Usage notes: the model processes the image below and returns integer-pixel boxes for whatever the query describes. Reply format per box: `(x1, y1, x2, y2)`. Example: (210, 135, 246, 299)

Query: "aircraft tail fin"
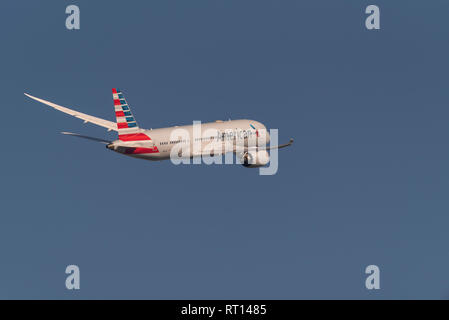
(112, 88, 140, 134)
(112, 88, 153, 142)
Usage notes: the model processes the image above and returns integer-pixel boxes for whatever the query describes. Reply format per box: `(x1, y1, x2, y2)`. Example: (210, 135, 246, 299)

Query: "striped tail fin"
(112, 88, 152, 142)
(112, 88, 140, 133)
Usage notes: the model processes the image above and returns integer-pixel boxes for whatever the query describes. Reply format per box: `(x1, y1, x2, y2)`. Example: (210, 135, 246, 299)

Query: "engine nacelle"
(240, 150, 270, 168)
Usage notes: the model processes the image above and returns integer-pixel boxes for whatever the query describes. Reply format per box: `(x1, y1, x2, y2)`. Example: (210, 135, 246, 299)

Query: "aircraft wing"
(190, 139, 294, 157)
(234, 139, 294, 153)
(24, 93, 117, 132)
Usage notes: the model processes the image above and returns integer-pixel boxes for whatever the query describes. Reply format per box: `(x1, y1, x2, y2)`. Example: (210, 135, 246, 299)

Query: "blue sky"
(0, 0, 448, 299)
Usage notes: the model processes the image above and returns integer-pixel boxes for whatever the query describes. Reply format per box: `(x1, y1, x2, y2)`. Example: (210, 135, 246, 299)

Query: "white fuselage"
(109, 119, 269, 161)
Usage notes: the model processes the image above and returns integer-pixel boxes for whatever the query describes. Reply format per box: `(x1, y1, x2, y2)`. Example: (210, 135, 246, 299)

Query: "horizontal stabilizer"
(61, 131, 111, 144)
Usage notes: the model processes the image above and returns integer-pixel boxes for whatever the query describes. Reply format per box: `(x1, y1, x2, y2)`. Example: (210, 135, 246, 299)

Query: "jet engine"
(240, 150, 270, 168)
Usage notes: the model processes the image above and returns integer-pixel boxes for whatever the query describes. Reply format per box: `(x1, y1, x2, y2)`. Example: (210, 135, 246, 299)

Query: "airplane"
(24, 89, 293, 167)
